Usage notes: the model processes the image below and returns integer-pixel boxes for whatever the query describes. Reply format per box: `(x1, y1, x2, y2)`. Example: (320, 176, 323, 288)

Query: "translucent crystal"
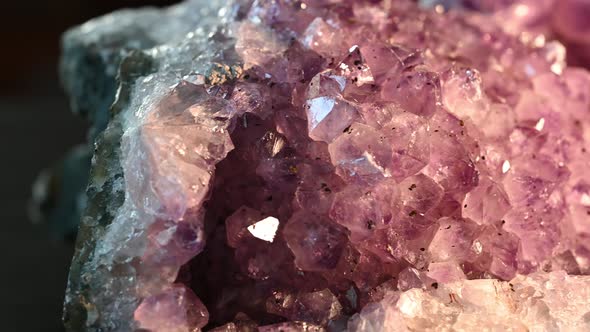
(60, 0, 590, 330)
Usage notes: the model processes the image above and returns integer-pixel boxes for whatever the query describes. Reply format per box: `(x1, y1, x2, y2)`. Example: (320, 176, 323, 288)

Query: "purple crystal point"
(134, 284, 209, 332)
(284, 211, 349, 271)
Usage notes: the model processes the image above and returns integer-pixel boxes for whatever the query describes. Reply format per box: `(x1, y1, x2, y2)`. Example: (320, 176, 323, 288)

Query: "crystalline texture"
(284, 211, 349, 271)
(350, 271, 590, 331)
(134, 285, 209, 332)
(60, 0, 590, 331)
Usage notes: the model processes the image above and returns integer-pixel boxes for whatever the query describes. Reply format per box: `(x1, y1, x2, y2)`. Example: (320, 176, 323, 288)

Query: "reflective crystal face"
(62, 0, 590, 331)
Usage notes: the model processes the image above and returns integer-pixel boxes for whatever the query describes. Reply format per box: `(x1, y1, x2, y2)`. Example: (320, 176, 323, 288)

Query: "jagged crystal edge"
(63, 1, 240, 330)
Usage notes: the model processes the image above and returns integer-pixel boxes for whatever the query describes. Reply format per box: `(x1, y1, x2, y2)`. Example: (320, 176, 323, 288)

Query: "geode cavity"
(62, 1, 590, 331)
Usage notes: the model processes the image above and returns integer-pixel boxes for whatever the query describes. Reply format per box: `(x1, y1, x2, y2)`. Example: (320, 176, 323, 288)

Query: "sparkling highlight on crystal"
(247, 216, 279, 243)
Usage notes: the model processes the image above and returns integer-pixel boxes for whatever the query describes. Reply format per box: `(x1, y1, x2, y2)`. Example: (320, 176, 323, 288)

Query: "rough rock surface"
(61, 0, 590, 331)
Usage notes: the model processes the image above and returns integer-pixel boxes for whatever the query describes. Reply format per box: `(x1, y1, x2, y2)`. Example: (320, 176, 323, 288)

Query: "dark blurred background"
(0, 1, 177, 331)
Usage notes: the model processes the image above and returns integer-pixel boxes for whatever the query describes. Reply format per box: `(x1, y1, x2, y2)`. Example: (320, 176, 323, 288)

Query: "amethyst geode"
(62, 0, 590, 331)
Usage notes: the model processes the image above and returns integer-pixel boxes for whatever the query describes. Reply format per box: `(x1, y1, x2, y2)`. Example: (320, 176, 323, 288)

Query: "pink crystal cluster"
(71, 0, 590, 331)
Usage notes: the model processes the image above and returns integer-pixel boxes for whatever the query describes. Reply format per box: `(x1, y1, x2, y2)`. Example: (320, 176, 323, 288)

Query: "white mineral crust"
(349, 271, 590, 331)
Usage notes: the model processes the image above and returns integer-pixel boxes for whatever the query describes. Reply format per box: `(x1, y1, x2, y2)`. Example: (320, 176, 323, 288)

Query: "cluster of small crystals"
(65, 0, 590, 331)
(350, 270, 590, 331)
(421, 0, 590, 66)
